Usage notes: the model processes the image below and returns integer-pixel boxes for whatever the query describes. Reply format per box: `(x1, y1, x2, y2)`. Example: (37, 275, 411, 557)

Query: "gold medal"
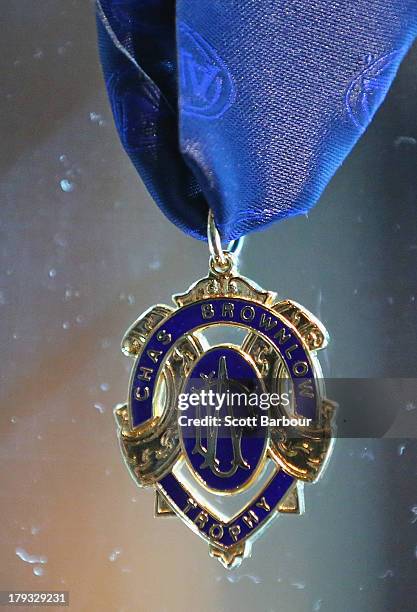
(115, 212, 336, 568)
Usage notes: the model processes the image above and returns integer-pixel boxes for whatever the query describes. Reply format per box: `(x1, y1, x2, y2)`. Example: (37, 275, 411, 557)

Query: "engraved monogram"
(191, 355, 252, 478)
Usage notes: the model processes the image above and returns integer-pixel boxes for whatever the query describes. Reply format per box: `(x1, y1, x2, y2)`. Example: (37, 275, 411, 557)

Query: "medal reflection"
(115, 212, 336, 568)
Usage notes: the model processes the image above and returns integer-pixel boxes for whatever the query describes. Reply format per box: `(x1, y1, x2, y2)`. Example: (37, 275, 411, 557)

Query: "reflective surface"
(1, 2, 417, 610)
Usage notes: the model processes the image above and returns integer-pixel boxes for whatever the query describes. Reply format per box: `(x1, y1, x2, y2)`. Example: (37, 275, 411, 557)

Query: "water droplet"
(226, 574, 261, 584)
(379, 569, 394, 579)
(60, 179, 74, 193)
(94, 403, 105, 414)
(405, 402, 416, 412)
(246, 575, 261, 584)
(398, 444, 406, 456)
(62, 321, 70, 330)
(31, 526, 40, 535)
(410, 505, 417, 524)
(360, 447, 375, 461)
(312, 600, 323, 612)
(100, 383, 110, 392)
(33, 566, 44, 576)
(149, 260, 161, 271)
(291, 582, 306, 590)
(89, 112, 105, 126)
(33, 49, 44, 60)
(48, 268, 57, 278)
(75, 314, 84, 324)
(10, 416, 17, 424)
(59, 154, 68, 164)
(57, 41, 72, 56)
(394, 136, 417, 147)
(127, 294, 136, 305)
(53, 233, 68, 248)
(15, 548, 47, 564)
(109, 548, 122, 562)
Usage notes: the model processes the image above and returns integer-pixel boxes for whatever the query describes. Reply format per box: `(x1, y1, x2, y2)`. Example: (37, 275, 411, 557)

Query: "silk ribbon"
(97, 1, 417, 241)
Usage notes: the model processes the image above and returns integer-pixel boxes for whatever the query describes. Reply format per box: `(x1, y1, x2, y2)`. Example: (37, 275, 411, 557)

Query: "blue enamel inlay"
(160, 469, 294, 548)
(180, 346, 267, 491)
(130, 297, 318, 428)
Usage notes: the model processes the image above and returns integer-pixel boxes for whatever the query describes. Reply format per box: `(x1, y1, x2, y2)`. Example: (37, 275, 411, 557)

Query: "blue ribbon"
(97, 1, 417, 242)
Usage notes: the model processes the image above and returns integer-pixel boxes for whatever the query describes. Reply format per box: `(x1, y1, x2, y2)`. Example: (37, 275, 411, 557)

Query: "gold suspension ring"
(207, 210, 243, 274)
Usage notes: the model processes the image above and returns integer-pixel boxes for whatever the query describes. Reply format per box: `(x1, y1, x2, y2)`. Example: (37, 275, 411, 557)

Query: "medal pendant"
(115, 213, 335, 568)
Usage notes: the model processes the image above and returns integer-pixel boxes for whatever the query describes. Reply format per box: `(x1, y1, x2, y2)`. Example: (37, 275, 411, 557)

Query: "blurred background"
(1, 1, 417, 610)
